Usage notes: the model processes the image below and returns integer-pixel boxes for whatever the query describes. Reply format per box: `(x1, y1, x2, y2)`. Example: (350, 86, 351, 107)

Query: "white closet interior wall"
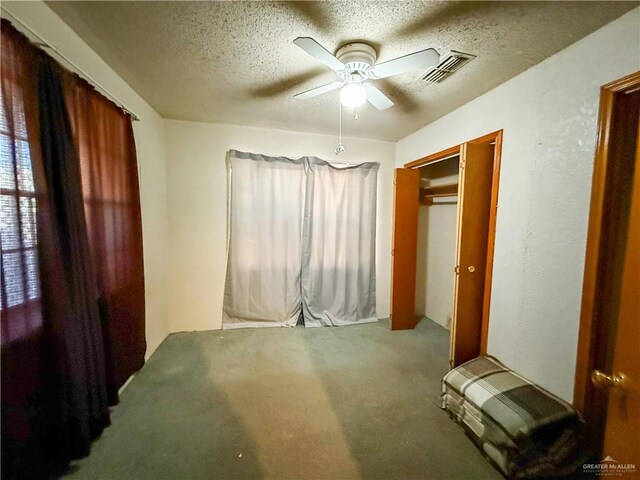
(415, 156, 460, 330)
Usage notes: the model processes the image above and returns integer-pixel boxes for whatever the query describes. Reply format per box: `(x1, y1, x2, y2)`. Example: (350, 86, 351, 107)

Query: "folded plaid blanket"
(441, 356, 585, 479)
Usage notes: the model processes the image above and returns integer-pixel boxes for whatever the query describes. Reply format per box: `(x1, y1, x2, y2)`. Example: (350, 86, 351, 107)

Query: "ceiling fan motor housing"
(336, 42, 377, 80)
(292, 36, 437, 111)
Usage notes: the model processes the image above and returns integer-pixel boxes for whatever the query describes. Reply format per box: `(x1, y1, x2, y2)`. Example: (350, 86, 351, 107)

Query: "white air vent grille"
(422, 51, 476, 83)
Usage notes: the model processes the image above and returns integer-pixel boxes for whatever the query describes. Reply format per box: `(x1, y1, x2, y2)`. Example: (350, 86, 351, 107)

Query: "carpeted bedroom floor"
(62, 318, 502, 480)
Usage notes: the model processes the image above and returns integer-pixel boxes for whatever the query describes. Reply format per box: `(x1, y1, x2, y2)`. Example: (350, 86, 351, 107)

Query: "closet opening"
(390, 131, 502, 368)
(415, 154, 460, 334)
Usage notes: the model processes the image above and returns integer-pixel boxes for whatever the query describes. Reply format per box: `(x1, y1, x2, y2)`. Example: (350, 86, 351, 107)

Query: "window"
(0, 85, 41, 342)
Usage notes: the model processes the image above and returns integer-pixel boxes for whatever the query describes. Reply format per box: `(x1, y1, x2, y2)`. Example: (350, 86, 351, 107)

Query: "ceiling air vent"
(422, 51, 476, 83)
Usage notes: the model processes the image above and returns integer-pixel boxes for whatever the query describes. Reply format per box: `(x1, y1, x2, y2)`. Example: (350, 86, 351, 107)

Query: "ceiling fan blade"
(294, 81, 343, 100)
(370, 48, 440, 79)
(249, 68, 326, 98)
(364, 83, 394, 110)
(293, 37, 345, 72)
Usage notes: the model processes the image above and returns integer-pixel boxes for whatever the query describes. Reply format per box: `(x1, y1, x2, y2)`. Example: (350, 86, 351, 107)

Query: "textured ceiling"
(45, 1, 637, 141)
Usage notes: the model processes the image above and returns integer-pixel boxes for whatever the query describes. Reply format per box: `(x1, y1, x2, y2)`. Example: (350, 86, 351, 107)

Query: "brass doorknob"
(468, 266, 476, 273)
(591, 370, 627, 396)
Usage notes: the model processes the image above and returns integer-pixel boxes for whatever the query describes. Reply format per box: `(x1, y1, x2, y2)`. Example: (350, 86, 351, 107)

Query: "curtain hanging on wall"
(223, 151, 306, 328)
(64, 74, 146, 393)
(1, 20, 145, 479)
(37, 59, 112, 469)
(1, 22, 52, 478)
(302, 160, 378, 327)
(1, 23, 111, 478)
(223, 150, 378, 329)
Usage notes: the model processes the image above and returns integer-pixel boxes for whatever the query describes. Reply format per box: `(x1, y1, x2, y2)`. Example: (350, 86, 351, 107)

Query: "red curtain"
(38, 58, 112, 471)
(1, 20, 145, 478)
(65, 75, 146, 392)
(1, 20, 49, 478)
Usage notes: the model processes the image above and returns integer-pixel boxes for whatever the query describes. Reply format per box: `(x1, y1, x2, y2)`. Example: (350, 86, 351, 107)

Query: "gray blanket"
(442, 356, 585, 478)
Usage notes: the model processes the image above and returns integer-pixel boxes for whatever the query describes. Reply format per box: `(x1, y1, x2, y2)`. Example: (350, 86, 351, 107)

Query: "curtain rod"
(1, 8, 140, 121)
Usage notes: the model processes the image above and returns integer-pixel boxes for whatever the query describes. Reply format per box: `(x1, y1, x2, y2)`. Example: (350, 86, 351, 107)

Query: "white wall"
(8, 2, 638, 401)
(3, 1, 172, 357)
(415, 159, 459, 330)
(164, 120, 395, 332)
(396, 8, 640, 401)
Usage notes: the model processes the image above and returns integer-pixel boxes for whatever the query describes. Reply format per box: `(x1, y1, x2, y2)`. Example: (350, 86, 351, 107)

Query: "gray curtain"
(223, 150, 378, 329)
(222, 151, 306, 329)
(302, 160, 378, 327)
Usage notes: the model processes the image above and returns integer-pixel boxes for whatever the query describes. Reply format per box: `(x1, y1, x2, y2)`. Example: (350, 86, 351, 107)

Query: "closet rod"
(421, 196, 458, 206)
(423, 193, 458, 198)
(1, 8, 140, 121)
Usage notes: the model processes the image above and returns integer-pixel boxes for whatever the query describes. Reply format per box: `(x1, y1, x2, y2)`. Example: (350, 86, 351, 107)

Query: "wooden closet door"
(450, 143, 495, 366)
(390, 168, 420, 330)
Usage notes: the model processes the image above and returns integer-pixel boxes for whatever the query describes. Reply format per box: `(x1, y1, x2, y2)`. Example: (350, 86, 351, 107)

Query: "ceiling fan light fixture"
(340, 83, 367, 108)
(293, 37, 439, 111)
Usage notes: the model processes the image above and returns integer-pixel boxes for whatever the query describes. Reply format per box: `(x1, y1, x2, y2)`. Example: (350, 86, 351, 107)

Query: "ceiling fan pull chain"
(354, 106, 359, 121)
(339, 100, 342, 144)
(335, 100, 345, 155)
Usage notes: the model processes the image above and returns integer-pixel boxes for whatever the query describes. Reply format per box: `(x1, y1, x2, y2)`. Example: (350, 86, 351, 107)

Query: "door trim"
(573, 71, 640, 452)
(404, 130, 503, 355)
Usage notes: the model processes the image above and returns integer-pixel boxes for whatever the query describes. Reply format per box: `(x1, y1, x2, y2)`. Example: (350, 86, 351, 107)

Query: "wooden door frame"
(573, 71, 640, 453)
(403, 129, 503, 354)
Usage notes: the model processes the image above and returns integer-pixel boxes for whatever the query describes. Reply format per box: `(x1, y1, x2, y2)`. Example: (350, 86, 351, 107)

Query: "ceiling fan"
(292, 37, 440, 111)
